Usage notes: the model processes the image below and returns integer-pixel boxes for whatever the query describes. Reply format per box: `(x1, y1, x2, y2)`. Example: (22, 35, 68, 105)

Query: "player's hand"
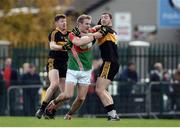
(46, 100, 57, 112)
(72, 27, 81, 37)
(99, 25, 109, 36)
(62, 43, 71, 50)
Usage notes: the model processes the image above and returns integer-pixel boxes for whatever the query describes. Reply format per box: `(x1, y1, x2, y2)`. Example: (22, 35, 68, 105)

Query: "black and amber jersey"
(97, 31, 118, 62)
(48, 28, 70, 61)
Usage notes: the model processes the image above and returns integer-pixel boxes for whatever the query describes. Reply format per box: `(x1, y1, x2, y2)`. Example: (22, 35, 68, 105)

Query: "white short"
(65, 69, 91, 85)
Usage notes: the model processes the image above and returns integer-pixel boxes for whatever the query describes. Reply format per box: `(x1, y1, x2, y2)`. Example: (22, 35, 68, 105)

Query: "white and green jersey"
(67, 32, 93, 71)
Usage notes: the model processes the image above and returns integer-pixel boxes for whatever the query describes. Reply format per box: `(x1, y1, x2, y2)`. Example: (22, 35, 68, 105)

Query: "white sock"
(107, 110, 117, 117)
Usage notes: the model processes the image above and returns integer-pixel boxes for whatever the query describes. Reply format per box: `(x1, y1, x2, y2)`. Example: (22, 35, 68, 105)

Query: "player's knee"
(48, 83, 58, 91)
(50, 81, 59, 87)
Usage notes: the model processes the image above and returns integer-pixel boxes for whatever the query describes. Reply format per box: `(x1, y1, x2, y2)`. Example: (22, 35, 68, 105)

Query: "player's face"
(100, 14, 112, 26)
(56, 18, 67, 30)
(78, 19, 91, 33)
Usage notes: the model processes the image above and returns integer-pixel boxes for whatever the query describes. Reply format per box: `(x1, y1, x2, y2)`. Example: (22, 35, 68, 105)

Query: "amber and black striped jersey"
(97, 30, 118, 62)
(48, 28, 70, 61)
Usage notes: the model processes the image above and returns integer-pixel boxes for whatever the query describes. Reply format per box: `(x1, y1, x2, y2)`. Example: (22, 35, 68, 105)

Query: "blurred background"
(0, 0, 180, 119)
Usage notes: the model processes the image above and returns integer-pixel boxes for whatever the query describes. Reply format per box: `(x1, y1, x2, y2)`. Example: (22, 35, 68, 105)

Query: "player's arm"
(69, 32, 95, 46)
(49, 31, 67, 51)
(92, 25, 101, 31)
(91, 25, 111, 39)
(88, 25, 101, 33)
(49, 41, 63, 51)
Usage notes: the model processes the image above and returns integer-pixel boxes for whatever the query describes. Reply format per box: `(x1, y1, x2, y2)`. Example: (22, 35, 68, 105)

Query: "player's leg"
(45, 82, 76, 113)
(52, 77, 66, 109)
(45, 69, 78, 114)
(43, 77, 66, 119)
(64, 84, 89, 120)
(44, 60, 67, 119)
(35, 69, 59, 119)
(96, 77, 113, 105)
(64, 70, 91, 120)
(44, 81, 75, 119)
(95, 61, 119, 121)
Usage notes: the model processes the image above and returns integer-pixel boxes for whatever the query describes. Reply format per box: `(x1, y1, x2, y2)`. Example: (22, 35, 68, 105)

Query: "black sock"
(105, 104, 115, 113)
(40, 101, 48, 111)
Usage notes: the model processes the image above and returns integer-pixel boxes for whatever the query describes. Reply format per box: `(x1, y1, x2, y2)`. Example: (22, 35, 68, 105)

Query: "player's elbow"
(73, 40, 83, 46)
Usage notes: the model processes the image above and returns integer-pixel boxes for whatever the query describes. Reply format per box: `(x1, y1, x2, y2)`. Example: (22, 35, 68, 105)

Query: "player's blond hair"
(76, 14, 92, 24)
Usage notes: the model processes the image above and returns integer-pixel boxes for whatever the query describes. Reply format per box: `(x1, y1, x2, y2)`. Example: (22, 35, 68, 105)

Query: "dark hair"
(102, 12, 112, 19)
(54, 14, 66, 22)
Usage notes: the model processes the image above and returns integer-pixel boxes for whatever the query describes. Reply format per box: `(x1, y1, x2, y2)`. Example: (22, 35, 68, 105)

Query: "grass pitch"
(0, 116, 180, 127)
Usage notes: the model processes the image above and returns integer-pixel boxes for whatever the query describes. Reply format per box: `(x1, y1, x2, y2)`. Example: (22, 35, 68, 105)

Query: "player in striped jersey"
(35, 14, 69, 119)
(96, 13, 120, 121)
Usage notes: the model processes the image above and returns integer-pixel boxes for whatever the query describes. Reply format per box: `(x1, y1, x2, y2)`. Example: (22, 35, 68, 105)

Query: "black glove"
(62, 43, 71, 50)
(99, 25, 109, 36)
(97, 19, 101, 25)
(72, 27, 81, 37)
(99, 25, 115, 36)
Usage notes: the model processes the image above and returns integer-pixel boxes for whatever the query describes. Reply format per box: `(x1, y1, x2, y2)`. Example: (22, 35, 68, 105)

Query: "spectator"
(3, 58, 19, 115)
(117, 62, 138, 83)
(20, 63, 41, 116)
(150, 62, 170, 82)
(3, 58, 18, 88)
(174, 64, 180, 83)
(0, 69, 3, 80)
(0, 68, 6, 115)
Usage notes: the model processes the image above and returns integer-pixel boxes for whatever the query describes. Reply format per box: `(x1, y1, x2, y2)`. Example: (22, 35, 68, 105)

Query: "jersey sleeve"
(89, 28, 97, 33)
(68, 32, 77, 42)
(48, 31, 59, 42)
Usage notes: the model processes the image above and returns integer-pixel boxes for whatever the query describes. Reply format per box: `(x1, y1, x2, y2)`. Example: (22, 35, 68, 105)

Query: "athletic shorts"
(65, 69, 91, 85)
(98, 61, 119, 81)
(46, 58, 67, 78)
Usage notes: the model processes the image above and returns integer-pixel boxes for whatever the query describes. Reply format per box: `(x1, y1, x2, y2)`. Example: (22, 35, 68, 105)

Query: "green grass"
(0, 116, 180, 127)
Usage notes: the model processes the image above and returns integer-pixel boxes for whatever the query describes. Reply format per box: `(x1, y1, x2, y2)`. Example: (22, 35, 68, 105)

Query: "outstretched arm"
(69, 32, 95, 46)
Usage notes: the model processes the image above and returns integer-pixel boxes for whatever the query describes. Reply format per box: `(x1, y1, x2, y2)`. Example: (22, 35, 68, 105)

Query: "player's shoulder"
(67, 32, 78, 42)
(49, 29, 59, 36)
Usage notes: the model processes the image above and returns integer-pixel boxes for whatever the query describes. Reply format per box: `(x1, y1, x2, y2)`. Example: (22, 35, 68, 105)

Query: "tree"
(0, 0, 76, 47)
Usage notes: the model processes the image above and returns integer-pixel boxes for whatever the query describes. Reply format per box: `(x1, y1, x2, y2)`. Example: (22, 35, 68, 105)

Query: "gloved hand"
(62, 43, 71, 50)
(99, 25, 109, 36)
(99, 25, 115, 36)
(72, 27, 81, 37)
(97, 19, 101, 25)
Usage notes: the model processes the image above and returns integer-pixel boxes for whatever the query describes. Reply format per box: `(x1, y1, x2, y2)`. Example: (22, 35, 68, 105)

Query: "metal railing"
(7, 85, 42, 116)
(4, 82, 180, 118)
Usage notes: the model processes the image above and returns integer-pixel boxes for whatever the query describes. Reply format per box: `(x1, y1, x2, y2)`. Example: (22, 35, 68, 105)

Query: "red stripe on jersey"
(71, 46, 84, 71)
(69, 32, 76, 41)
(89, 28, 97, 33)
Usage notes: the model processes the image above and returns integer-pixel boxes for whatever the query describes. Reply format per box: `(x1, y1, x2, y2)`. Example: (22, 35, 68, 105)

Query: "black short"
(46, 58, 67, 78)
(98, 61, 119, 81)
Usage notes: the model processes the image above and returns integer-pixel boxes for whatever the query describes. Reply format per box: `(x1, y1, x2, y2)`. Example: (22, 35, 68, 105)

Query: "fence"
(1, 81, 180, 118)
(0, 42, 179, 81)
(0, 41, 179, 117)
